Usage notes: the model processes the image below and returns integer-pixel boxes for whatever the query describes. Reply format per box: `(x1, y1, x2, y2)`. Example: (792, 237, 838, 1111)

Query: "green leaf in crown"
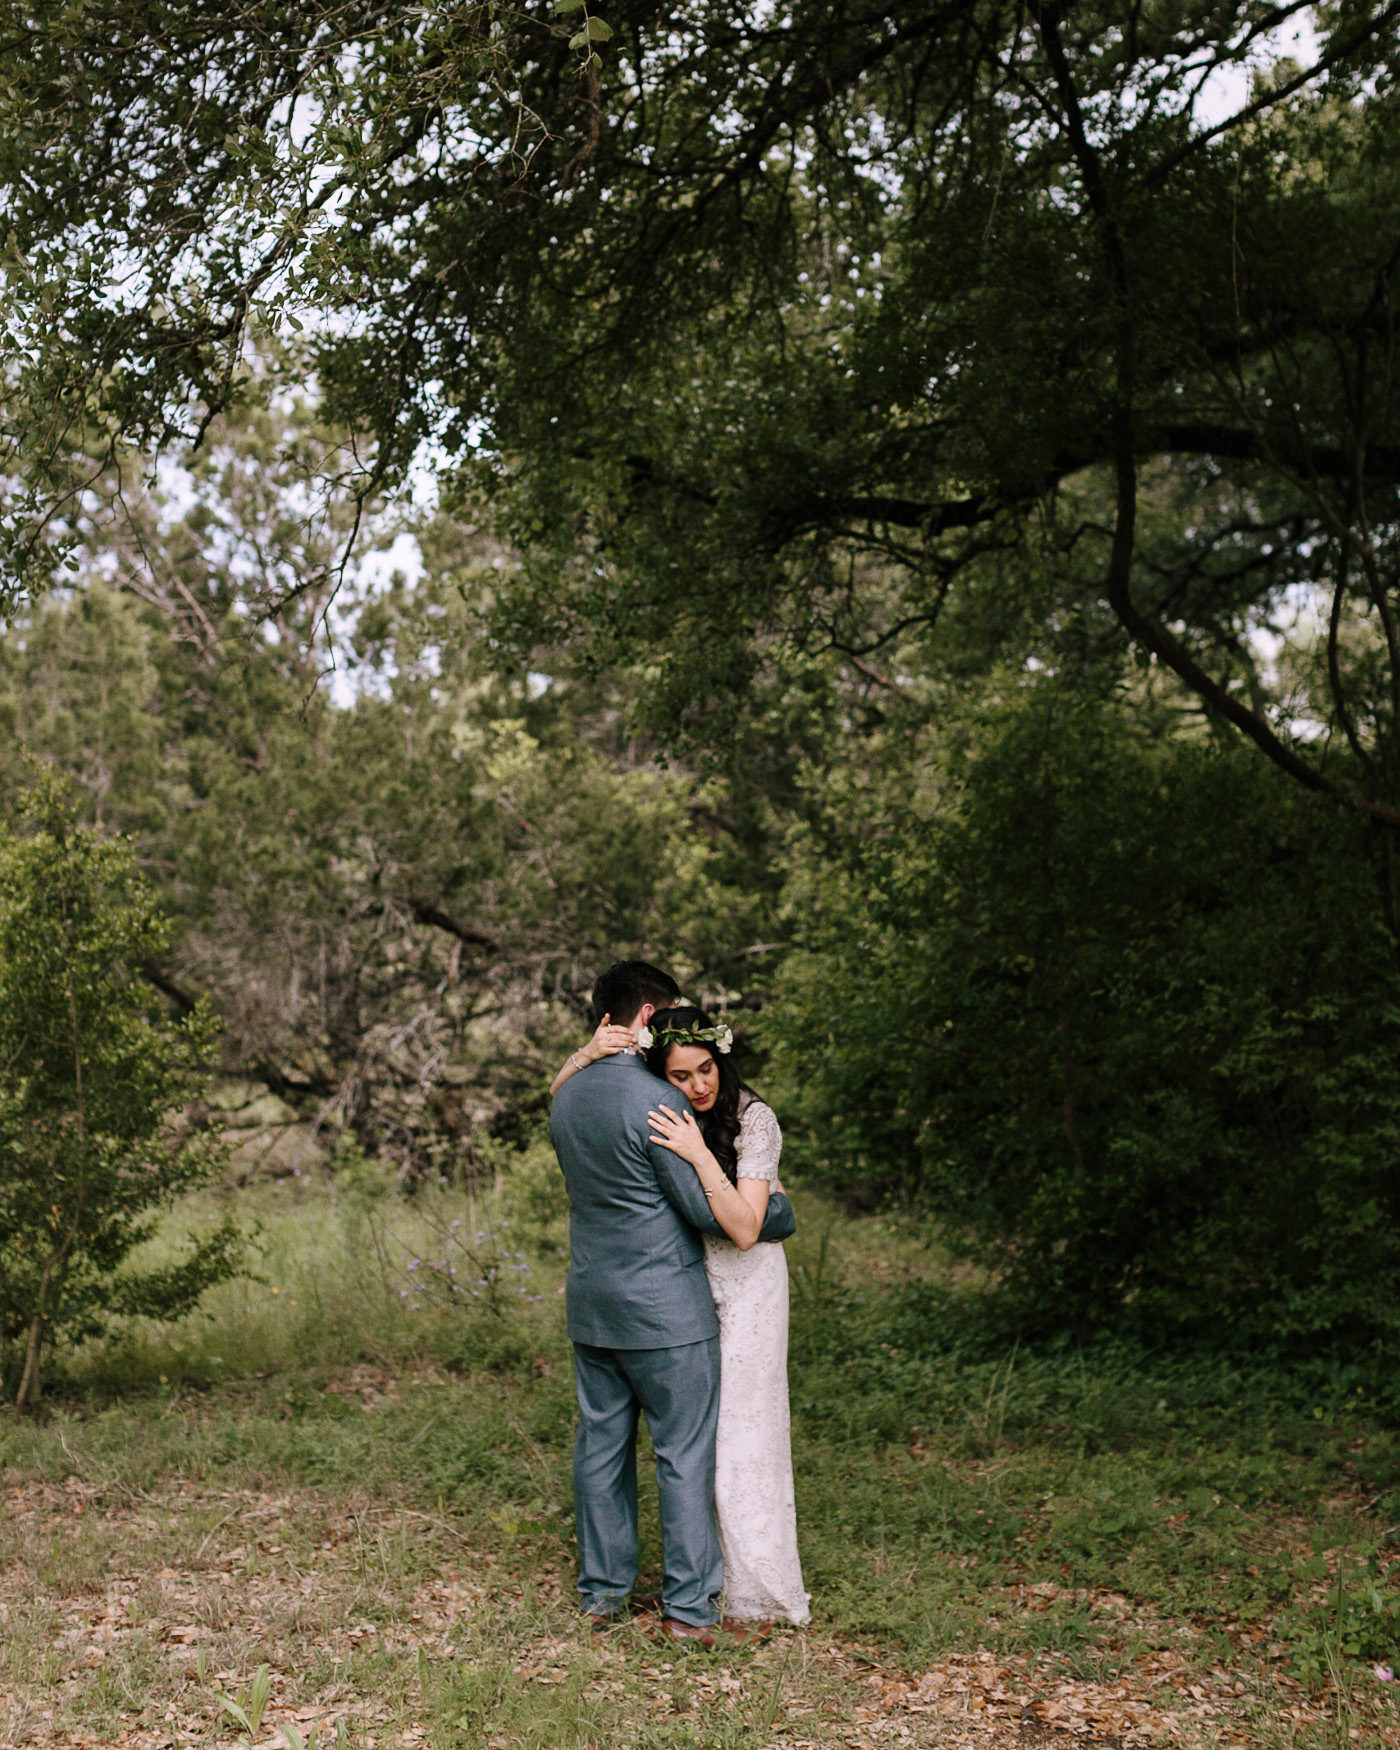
(637, 1023, 733, 1055)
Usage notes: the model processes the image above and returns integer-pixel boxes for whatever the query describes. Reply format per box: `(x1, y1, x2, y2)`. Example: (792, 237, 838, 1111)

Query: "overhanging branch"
(1033, 0, 1400, 831)
(810, 428, 1400, 535)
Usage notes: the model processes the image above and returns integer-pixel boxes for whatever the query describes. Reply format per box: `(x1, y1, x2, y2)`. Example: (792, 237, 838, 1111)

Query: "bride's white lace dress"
(704, 1097, 811, 1625)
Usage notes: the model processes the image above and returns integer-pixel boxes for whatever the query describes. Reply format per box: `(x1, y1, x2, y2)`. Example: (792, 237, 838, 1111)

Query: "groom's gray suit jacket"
(551, 1052, 796, 1350)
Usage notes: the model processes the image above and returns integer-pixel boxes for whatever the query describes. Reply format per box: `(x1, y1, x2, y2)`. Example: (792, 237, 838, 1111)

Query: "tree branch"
(1144, 0, 1400, 191)
(140, 961, 196, 1013)
(1035, 0, 1400, 830)
(772, 426, 1400, 540)
(405, 900, 499, 952)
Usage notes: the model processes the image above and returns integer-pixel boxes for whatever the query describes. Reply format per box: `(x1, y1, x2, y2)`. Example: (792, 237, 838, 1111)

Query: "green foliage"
(0, 0, 508, 593)
(216, 1664, 273, 1740)
(0, 770, 241, 1405)
(0, 448, 785, 1170)
(768, 680, 1400, 1349)
(13, 0, 1400, 1367)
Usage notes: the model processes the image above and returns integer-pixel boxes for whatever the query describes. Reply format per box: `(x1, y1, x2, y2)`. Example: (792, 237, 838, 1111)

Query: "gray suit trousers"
(572, 1336, 723, 1626)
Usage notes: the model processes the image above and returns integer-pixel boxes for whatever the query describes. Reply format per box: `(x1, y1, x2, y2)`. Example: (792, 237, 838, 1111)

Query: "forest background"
(3, 0, 1400, 1357)
(5, 0, 1400, 1743)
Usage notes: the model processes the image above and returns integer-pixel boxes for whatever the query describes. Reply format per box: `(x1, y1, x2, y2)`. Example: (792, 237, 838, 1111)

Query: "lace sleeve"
(735, 1101, 782, 1182)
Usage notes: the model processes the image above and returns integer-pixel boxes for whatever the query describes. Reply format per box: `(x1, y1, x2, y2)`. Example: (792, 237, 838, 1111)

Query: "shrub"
(767, 683, 1400, 1352)
(0, 771, 242, 1404)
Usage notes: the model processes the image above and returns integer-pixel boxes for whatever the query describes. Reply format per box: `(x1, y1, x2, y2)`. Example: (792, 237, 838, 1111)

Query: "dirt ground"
(0, 1469, 1356, 1750)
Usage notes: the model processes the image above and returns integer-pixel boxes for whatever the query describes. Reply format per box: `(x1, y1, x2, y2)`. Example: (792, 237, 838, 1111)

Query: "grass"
(3, 1153, 1400, 1748)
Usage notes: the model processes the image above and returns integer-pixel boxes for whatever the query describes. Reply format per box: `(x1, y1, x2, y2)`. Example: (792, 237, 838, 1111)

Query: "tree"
(0, 771, 240, 1407)
(11, 0, 1400, 833)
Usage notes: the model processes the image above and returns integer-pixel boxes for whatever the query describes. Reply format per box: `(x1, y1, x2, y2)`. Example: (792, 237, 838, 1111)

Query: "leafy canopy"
(9, 0, 1400, 820)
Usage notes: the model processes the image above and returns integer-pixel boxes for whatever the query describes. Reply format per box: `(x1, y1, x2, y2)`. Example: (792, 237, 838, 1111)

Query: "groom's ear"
(636, 1002, 656, 1028)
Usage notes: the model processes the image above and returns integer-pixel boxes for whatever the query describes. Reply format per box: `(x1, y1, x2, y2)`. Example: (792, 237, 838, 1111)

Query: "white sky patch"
(354, 528, 425, 595)
(152, 450, 200, 531)
(1195, 7, 1320, 126)
(1244, 580, 1332, 739)
(320, 528, 427, 705)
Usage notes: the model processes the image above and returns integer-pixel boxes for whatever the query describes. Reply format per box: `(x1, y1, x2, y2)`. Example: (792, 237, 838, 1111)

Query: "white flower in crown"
(635, 1025, 654, 1050)
(716, 1026, 734, 1054)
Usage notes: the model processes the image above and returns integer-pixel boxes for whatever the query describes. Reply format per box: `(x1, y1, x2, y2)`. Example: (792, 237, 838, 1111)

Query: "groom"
(551, 960, 796, 1645)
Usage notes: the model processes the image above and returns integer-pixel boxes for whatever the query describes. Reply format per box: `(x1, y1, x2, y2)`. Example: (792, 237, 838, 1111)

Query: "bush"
(0, 771, 242, 1404)
(767, 683, 1400, 1352)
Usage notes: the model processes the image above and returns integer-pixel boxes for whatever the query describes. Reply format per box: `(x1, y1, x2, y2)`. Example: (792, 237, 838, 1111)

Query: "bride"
(642, 1007, 810, 1626)
(550, 1005, 810, 1628)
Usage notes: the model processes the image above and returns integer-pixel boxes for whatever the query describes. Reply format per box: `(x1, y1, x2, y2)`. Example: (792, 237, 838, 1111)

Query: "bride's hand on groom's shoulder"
(647, 1103, 708, 1167)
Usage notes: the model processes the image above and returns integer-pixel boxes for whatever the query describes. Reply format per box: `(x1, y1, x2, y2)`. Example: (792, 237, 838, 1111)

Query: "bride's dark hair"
(642, 1005, 750, 1185)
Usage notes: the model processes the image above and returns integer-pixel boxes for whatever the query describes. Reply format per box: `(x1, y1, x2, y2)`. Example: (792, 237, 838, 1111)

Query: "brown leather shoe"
(721, 1616, 773, 1643)
(659, 1617, 717, 1647)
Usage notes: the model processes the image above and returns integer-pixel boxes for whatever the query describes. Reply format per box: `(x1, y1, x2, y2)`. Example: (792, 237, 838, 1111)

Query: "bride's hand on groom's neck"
(548, 1012, 636, 1096)
(585, 1013, 636, 1062)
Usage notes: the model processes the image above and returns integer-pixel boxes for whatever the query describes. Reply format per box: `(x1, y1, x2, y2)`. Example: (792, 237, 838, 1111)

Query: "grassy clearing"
(3, 1163, 1400, 1748)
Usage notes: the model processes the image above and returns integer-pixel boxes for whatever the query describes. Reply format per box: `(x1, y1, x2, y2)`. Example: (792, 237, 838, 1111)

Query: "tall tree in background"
(0, 399, 788, 1175)
(766, 678, 1400, 1349)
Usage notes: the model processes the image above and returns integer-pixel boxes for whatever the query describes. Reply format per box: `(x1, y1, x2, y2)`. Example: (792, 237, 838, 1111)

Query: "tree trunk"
(15, 1311, 46, 1409)
(16, 1244, 61, 1410)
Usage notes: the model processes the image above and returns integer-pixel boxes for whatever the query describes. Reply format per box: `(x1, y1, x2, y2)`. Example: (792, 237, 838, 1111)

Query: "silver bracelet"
(571, 1051, 588, 1071)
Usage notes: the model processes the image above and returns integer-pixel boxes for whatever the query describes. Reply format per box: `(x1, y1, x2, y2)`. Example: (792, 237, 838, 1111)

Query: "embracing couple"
(548, 960, 810, 1645)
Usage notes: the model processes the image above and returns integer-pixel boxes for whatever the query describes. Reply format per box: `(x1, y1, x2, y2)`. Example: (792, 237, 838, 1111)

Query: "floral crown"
(636, 1020, 734, 1055)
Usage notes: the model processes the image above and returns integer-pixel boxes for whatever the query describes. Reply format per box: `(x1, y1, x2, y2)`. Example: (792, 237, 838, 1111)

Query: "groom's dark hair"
(591, 960, 680, 1026)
